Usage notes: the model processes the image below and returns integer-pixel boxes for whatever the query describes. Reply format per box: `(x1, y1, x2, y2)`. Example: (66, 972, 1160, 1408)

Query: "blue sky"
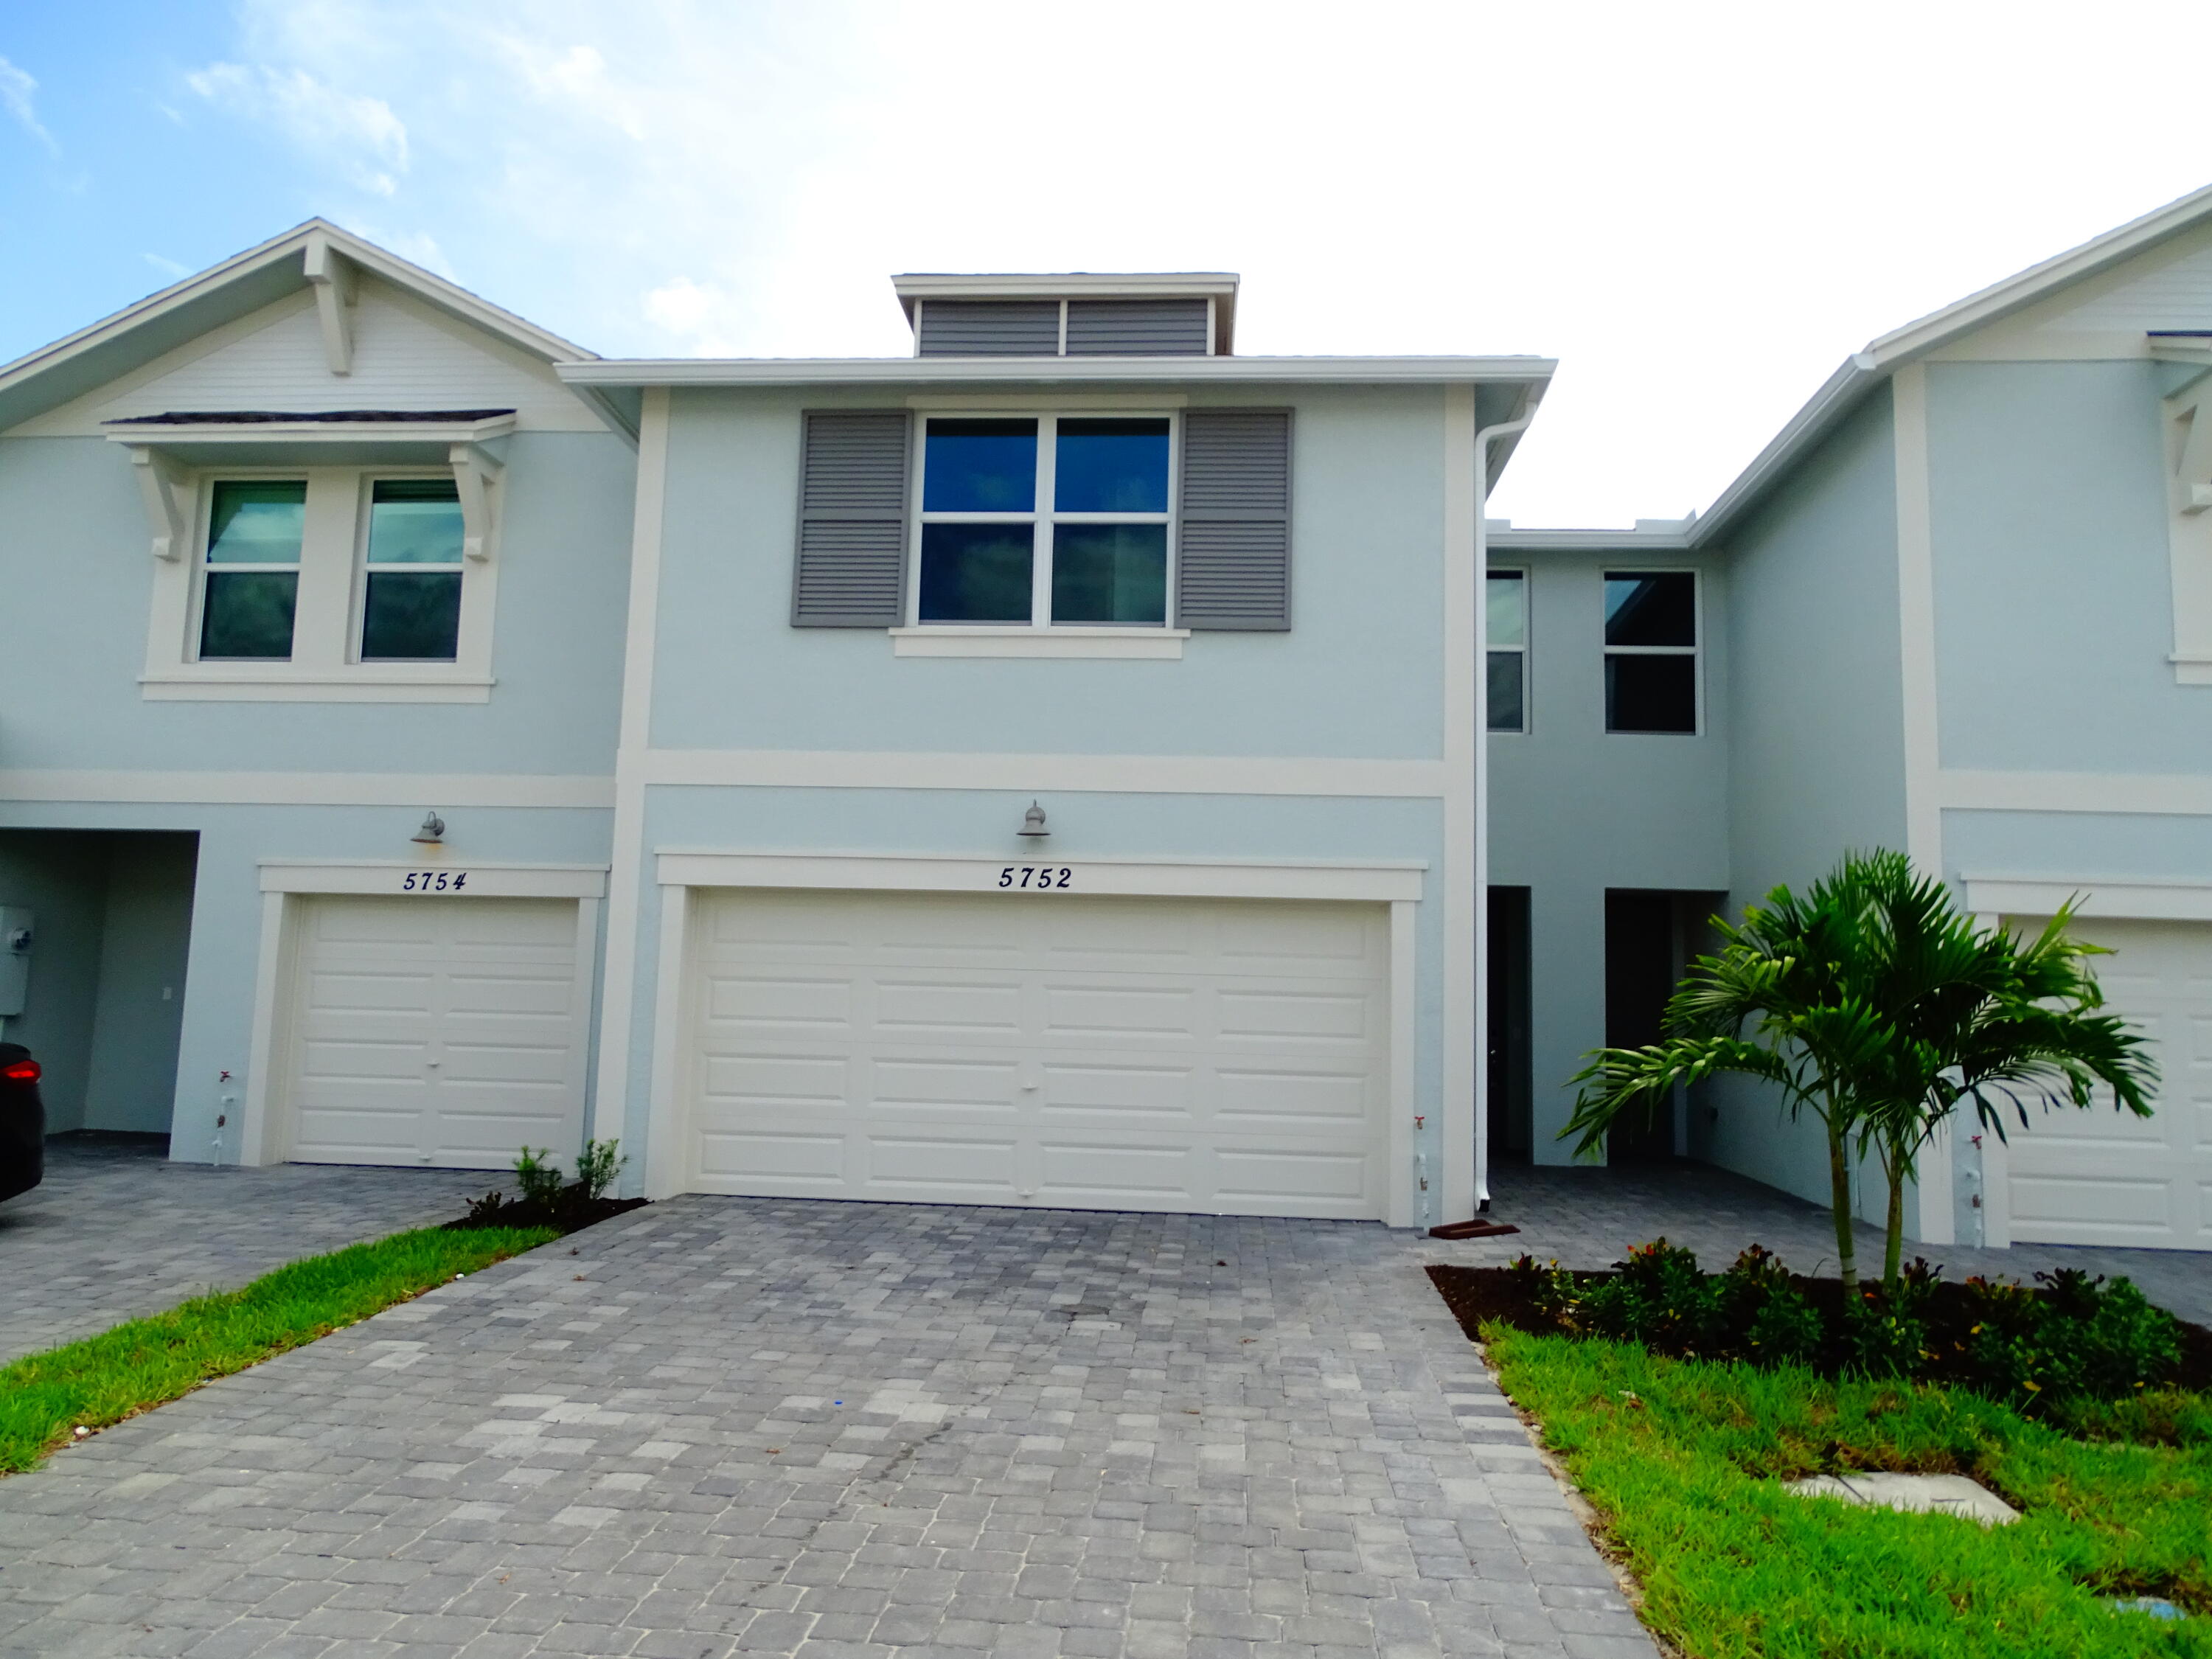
(5, 0, 2211, 526)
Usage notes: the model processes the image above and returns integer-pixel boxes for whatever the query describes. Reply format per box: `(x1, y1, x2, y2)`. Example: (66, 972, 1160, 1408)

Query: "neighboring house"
(4, 189, 2211, 1253)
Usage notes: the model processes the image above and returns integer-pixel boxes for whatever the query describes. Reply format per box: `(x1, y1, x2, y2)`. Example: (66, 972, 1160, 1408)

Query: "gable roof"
(0, 220, 600, 435)
(1691, 181, 2212, 545)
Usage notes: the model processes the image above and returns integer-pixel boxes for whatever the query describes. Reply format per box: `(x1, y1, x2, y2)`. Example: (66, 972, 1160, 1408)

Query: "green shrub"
(511, 1145, 566, 1209)
(1579, 1239, 1728, 1354)
(575, 1137, 627, 1200)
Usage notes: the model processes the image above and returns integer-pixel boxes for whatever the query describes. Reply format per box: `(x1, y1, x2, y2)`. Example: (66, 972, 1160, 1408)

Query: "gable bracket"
(449, 441, 504, 561)
(125, 445, 194, 560)
(302, 231, 358, 375)
(2175, 394, 2212, 515)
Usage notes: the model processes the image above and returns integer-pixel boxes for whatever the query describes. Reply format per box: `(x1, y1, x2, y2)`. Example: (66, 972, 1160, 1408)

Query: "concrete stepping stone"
(1786, 1471, 2020, 1525)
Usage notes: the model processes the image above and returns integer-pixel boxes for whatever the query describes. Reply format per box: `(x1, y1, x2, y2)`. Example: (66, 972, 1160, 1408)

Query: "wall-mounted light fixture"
(411, 811, 446, 846)
(1017, 801, 1050, 838)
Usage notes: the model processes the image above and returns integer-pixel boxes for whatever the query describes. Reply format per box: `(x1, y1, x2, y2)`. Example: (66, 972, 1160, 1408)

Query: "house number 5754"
(400, 871, 468, 891)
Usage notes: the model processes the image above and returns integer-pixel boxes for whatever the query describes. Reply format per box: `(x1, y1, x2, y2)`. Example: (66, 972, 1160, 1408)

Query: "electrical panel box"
(0, 908, 32, 1019)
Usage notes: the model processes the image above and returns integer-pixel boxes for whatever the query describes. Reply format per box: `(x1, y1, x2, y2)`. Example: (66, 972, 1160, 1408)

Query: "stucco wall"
(1486, 549, 1731, 1163)
(648, 386, 1448, 759)
(0, 431, 634, 774)
(1711, 387, 1909, 1206)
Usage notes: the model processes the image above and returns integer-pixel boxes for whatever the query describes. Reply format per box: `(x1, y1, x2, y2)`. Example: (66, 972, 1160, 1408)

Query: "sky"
(4, 0, 2211, 528)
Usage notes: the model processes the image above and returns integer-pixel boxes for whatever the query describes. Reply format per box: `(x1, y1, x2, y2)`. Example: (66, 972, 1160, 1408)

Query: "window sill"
(140, 669, 495, 703)
(890, 627, 1189, 660)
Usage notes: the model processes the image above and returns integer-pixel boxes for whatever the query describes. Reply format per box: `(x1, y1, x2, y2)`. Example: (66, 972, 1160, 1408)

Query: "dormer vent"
(894, 273, 1237, 358)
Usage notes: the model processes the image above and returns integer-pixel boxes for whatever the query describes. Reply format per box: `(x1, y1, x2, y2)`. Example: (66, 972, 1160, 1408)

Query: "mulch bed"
(1426, 1263, 2212, 1394)
(445, 1189, 647, 1236)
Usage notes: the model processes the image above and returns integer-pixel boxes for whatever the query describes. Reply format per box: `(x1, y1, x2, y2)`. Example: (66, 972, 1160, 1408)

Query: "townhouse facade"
(4, 187, 2211, 1252)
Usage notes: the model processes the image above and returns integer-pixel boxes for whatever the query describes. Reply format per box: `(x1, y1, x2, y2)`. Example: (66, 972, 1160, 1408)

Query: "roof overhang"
(0, 220, 600, 437)
(102, 410, 517, 468)
(558, 353, 1553, 390)
(891, 271, 1240, 353)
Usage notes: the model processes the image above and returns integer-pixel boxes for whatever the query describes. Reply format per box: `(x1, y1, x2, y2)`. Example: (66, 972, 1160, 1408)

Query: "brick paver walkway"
(0, 1197, 1658, 1659)
(0, 1136, 492, 1366)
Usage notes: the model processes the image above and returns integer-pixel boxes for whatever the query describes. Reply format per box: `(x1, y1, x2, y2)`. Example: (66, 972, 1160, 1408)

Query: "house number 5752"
(400, 871, 468, 891)
(999, 866, 1072, 890)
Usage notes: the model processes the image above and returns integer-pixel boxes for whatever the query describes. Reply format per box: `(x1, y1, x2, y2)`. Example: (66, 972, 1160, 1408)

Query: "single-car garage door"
(683, 888, 1391, 1218)
(284, 895, 588, 1168)
(2006, 917, 2211, 1250)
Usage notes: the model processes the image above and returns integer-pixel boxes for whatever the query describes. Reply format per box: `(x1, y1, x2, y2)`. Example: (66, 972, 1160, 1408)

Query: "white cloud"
(186, 61, 408, 195)
(170, 0, 2212, 526)
(142, 253, 192, 280)
(0, 55, 58, 153)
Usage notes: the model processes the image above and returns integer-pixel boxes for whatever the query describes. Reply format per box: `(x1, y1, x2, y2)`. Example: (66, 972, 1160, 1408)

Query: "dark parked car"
(0, 1043, 44, 1203)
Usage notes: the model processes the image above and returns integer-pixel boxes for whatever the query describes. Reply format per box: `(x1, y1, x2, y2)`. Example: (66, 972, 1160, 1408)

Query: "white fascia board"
(1487, 527, 1696, 553)
(0, 220, 597, 415)
(1866, 181, 2212, 368)
(892, 272, 1239, 302)
(557, 355, 1556, 389)
(1688, 355, 1879, 546)
(104, 414, 518, 448)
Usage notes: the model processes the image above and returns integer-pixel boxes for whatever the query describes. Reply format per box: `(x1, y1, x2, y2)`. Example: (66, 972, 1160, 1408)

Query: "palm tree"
(1562, 851, 2157, 1294)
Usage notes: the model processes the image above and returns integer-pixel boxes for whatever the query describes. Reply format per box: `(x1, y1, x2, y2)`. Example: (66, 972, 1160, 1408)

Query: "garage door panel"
(872, 1055, 1022, 1110)
(864, 1135, 1020, 1195)
(685, 890, 1388, 1219)
(1037, 1141, 1197, 1203)
(283, 895, 584, 1170)
(2003, 916, 2212, 1249)
(1037, 1060, 1194, 1116)
(698, 1129, 846, 1185)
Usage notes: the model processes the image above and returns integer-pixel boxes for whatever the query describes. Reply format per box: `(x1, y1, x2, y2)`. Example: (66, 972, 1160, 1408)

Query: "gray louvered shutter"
(1065, 298, 1210, 355)
(915, 299, 1061, 355)
(792, 410, 910, 627)
(1178, 410, 1291, 630)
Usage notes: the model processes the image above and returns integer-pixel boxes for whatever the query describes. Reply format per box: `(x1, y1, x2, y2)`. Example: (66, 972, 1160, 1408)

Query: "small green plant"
(575, 1137, 627, 1201)
(512, 1146, 566, 1209)
(1579, 1239, 1727, 1354)
(1506, 1253, 1581, 1325)
(1721, 1245, 1823, 1366)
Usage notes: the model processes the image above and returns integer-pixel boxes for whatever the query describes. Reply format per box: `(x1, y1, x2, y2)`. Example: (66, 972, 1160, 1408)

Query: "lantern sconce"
(1017, 801, 1050, 839)
(410, 811, 446, 846)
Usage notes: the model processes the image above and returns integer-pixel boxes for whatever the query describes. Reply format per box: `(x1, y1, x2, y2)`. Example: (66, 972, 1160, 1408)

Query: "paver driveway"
(0, 1197, 1656, 1659)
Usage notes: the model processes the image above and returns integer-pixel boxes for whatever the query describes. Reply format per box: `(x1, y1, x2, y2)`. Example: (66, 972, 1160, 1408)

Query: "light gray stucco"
(1708, 387, 1907, 1207)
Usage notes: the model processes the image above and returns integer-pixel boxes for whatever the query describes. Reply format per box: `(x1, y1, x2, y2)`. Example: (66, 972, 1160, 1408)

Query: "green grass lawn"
(0, 1223, 556, 1474)
(1483, 1324, 2212, 1658)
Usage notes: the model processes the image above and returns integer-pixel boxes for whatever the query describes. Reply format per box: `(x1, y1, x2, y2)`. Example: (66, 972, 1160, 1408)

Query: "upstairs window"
(1604, 571, 1698, 734)
(917, 414, 1172, 627)
(199, 481, 305, 659)
(1486, 570, 1527, 732)
(361, 480, 465, 661)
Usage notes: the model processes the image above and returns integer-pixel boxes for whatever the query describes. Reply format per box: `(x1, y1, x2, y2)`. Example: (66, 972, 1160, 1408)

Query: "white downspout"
(1471, 405, 1534, 1212)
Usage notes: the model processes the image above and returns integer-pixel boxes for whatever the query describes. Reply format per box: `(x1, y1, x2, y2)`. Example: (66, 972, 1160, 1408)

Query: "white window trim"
(908, 409, 1178, 636)
(139, 463, 501, 703)
(2162, 375, 2212, 684)
(1486, 567, 1528, 734)
(1601, 566, 1703, 736)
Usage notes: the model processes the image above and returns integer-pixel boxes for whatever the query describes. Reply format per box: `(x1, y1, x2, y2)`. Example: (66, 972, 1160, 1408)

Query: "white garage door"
(684, 888, 1391, 1218)
(2006, 917, 2212, 1250)
(285, 895, 587, 1169)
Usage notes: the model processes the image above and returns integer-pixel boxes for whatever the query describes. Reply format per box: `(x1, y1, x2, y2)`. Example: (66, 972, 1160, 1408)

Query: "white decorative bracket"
(449, 442, 504, 562)
(302, 231, 356, 376)
(2177, 401, 2212, 515)
(127, 446, 194, 561)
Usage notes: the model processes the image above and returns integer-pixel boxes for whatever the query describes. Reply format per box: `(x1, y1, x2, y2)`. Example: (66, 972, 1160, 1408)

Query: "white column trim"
(1386, 898, 1419, 1228)
(642, 882, 691, 1200)
(591, 386, 673, 1185)
(652, 850, 1425, 902)
(1441, 384, 1478, 1225)
(237, 889, 290, 1168)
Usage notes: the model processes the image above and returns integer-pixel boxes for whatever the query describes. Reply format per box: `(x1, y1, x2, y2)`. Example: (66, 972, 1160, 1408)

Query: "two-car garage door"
(2005, 917, 2212, 1251)
(679, 888, 1391, 1219)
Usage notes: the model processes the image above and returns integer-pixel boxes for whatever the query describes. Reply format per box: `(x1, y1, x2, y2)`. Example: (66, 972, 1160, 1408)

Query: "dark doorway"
(1487, 886, 1532, 1158)
(1604, 890, 1679, 1161)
